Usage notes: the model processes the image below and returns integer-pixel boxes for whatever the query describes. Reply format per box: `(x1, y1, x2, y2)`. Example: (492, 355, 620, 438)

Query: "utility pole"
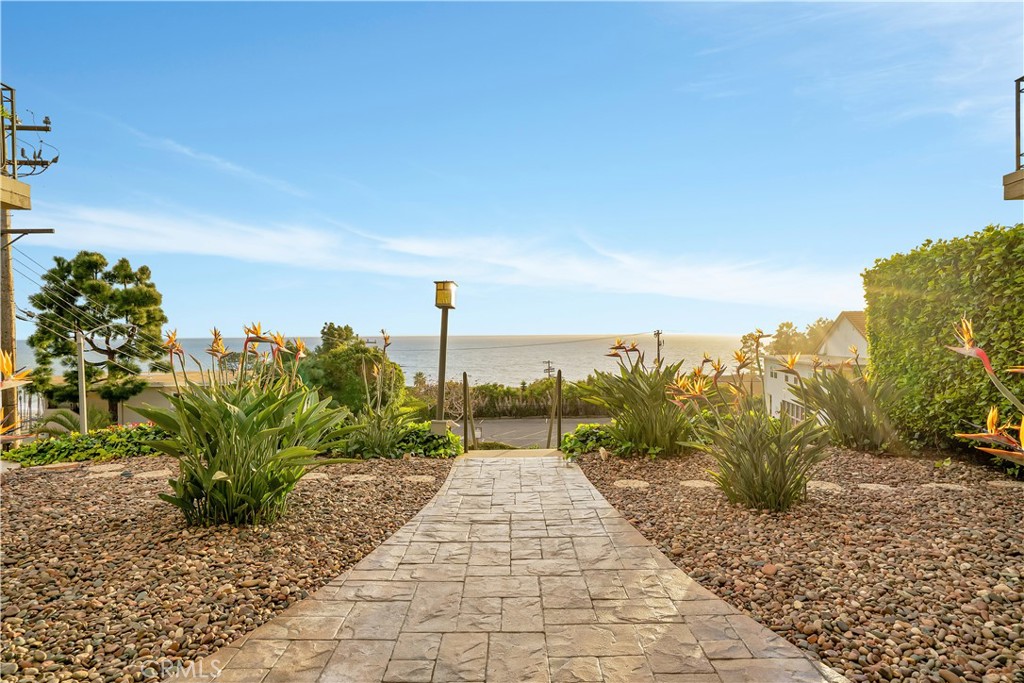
(76, 332, 88, 433)
(0, 209, 14, 429)
(0, 82, 57, 434)
(543, 360, 555, 378)
(654, 329, 664, 366)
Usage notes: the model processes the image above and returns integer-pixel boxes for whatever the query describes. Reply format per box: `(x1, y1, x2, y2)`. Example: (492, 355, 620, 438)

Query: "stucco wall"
(819, 318, 868, 358)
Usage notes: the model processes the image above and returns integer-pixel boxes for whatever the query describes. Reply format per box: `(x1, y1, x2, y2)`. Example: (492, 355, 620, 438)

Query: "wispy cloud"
(681, 2, 1020, 136)
(29, 202, 864, 311)
(118, 123, 309, 198)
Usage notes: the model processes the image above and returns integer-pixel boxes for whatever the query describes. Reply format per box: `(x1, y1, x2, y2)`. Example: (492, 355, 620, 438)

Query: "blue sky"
(3, 1, 1021, 338)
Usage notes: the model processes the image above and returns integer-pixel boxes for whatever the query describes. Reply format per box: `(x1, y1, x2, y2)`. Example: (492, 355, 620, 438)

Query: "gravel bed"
(579, 449, 1024, 683)
(0, 456, 451, 681)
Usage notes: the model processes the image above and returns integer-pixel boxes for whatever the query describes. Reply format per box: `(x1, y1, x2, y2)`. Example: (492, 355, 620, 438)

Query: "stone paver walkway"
(178, 453, 847, 682)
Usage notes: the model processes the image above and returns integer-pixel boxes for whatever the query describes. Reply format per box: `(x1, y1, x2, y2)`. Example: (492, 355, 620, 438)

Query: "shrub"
(863, 224, 1024, 446)
(137, 325, 353, 526)
(475, 440, 517, 450)
(792, 366, 899, 452)
(397, 421, 463, 458)
(698, 398, 828, 511)
(560, 423, 618, 457)
(577, 343, 692, 457)
(36, 408, 113, 437)
(345, 401, 415, 459)
(4, 423, 168, 466)
(301, 339, 405, 415)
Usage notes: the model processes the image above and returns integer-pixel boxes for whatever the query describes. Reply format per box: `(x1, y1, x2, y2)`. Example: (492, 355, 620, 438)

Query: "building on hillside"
(762, 311, 868, 420)
(47, 371, 208, 426)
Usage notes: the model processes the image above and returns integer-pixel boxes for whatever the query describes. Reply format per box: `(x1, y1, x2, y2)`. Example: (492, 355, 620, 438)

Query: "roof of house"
(837, 310, 867, 338)
(814, 310, 867, 354)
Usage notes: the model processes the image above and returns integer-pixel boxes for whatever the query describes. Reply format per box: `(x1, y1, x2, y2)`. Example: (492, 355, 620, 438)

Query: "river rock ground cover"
(0, 455, 451, 682)
(579, 449, 1023, 683)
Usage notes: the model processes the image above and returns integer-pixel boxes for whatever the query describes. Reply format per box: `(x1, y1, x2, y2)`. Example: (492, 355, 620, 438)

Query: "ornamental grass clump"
(344, 330, 421, 459)
(136, 324, 354, 526)
(699, 397, 828, 511)
(790, 349, 900, 453)
(578, 340, 691, 457)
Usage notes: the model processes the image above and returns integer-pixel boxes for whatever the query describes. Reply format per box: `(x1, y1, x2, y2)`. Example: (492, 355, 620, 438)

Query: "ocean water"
(15, 333, 741, 386)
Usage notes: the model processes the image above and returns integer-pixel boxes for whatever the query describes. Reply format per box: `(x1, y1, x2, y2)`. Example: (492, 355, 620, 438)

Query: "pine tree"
(27, 251, 168, 422)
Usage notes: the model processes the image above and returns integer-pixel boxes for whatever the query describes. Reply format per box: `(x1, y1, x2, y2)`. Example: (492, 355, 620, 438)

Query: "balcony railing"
(1016, 76, 1024, 172)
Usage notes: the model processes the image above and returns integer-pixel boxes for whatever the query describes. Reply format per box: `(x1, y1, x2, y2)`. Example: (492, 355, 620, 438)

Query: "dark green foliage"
(4, 424, 168, 466)
(318, 322, 357, 354)
(27, 251, 167, 421)
(136, 379, 353, 526)
(397, 422, 463, 458)
(578, 359, 692, 457)
(766, 318, 833, 355)
(863, 225, 1024, 446)
(699, 398, 828, 511)
(559, 423, 618, 457)
(36, 408, 113, 436)
(301, 342, 405, 415)
(475, 441, 517, 450)
(792, 369, 900, 452)
(469, 379, 607, 418)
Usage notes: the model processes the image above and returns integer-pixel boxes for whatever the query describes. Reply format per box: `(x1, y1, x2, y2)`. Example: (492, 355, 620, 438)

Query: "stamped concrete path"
(177, 452, 846, 683)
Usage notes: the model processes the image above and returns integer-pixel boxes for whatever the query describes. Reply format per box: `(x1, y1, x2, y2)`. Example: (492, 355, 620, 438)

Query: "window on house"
(780, 399, 805, 421)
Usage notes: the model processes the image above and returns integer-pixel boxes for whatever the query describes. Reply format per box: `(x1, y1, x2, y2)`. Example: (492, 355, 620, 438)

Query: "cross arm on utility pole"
(1, 227, 54, 248)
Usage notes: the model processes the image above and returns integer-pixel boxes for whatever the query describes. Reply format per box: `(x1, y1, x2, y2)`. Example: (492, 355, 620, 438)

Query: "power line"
(11, 249, 167, 358)
(445, 333, 651, 352)
(12, 248, 167, 355)
(24, 313, 148, 379)
(10, 263, 163, 366)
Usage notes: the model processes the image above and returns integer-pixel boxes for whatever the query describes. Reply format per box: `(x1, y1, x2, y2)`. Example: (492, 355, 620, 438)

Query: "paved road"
(179, 453, 844, 683)
(452, 417, 610, 448)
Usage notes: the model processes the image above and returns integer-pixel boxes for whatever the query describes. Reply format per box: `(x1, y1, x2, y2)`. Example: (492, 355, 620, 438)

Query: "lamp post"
(434, 281, 457, 423)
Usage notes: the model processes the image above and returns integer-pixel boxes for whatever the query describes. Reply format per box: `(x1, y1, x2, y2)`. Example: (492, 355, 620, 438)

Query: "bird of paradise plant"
(138, 323, 354, 526)
(0, 350, 31, 387)
(948, 318, 1024, 467)
(669, 335, 828, 511)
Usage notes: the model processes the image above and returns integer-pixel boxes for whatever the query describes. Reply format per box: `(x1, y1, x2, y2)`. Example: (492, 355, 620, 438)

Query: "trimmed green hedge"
(3, 424, 169, 466)
(863, 224, 1024, 446)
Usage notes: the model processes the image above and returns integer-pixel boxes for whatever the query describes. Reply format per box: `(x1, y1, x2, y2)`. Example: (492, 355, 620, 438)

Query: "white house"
(762, 311, 868, 420)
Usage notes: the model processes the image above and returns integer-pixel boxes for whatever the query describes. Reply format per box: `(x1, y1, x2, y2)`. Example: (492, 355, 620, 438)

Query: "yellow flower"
(953, 318, 975, 349)
(294, 338, 308, 359)
(986, 406, 999, 435)
(163, 329, 184, 357)
(848, 345, 859, 356)
(711, 358, 724, 373)
(733, 350, 748, 365)
(244, 322, 270, 343)
(782, 353, 801, 371)
(689, 375, 711, 396)
(0, 350, 29, 383)
(206, 327, 227, 358)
